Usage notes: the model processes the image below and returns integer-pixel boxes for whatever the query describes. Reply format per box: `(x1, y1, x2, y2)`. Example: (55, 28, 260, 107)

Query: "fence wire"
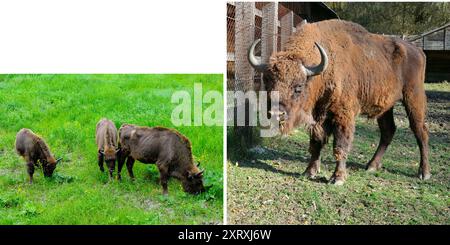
(227, 2, 304, 94)
(227, 2, 305, 128)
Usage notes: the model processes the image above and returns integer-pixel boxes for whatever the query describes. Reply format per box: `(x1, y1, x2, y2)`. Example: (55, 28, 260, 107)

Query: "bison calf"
(118, 124, 205, 195)
(15, 128, 61, 184)
(95, 118, 119, 179)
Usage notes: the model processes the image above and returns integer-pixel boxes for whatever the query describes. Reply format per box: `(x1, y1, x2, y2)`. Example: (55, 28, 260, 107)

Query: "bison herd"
(15, 118, 206, 195)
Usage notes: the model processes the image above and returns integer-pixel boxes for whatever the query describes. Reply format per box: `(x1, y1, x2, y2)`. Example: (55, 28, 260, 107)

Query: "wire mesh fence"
(227, 2, 304, 94)
(227, 2, 306, 147)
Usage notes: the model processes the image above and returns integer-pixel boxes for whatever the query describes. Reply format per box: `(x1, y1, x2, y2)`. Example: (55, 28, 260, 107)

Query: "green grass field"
(0, 74, 223, 224)
(228, 82, 450, 224)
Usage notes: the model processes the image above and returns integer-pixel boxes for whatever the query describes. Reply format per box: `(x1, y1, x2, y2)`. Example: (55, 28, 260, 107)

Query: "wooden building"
(410, 23, 450, 82)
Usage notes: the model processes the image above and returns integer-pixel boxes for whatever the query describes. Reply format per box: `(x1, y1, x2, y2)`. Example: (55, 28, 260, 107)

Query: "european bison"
(15, 128, 61, 183)
(118, 124, 205, 195)
(95, 118, 119, 179)
(248, 19, 430, 185)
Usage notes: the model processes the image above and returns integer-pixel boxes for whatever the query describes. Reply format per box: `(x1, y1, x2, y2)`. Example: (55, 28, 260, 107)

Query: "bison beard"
(249, 19, 430, 185)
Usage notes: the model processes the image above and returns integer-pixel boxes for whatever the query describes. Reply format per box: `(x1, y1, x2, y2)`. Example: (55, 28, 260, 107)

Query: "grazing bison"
(248, 19, 430, 185)
(118, 124, 205, 195)
(15, 128, 61, 183)
(95, 118, 119, 179)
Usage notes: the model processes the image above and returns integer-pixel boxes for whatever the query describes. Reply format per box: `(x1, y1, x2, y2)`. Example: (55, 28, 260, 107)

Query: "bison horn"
(304, 42, 328, 77)
(115, 148, 120, 153)
(196, 162, 201, 167)
(248, 39, 268, 72)
(56, 158, 62, 164)
(196, 170, 204, 177)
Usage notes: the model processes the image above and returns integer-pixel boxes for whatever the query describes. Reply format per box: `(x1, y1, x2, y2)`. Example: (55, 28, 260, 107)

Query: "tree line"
(328, 2, 450, 36)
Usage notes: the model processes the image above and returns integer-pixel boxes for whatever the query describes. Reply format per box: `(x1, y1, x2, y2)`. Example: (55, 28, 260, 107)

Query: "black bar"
(0, 225, 448, 243)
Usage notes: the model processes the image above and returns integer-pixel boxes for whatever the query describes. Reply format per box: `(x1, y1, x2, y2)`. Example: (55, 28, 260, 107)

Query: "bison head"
(100, 147, 120, 168)
(182, 163, 206, 195)
(43, 157, 61, 177)
(248, 39, 328, 134)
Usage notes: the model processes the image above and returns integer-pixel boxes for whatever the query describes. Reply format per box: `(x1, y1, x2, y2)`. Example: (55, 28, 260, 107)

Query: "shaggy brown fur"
(118, 124, 205, 195)
(260, 19, 429, 184)
(15, 128, 61, 183)
(95, 118, 119, 179)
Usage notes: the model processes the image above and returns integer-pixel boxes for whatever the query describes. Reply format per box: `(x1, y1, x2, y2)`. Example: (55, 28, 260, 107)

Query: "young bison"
(95, 118, 119, 179)
(118, 124, 205, 195)
(15, 128, 61, 184)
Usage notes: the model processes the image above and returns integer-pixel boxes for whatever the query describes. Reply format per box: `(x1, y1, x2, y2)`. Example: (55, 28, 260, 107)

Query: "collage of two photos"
(0, 1, 449, 230)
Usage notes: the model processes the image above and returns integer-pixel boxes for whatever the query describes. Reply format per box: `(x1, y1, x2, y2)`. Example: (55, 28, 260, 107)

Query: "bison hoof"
(303, 169, 318, 179)
(366, 162, 381, 172)
(419, 172, 431, 180)
(329, 173, 346, 186)
(329, 178, 345, 186)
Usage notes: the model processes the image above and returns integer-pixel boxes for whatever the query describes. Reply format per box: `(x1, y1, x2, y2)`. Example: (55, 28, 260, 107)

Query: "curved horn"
(304, 42, 328, 77)
(196, 162, 201, 167)
(248, 39, 268, 72)
(56, 158, 62, 164)
(115, 148, 120, 153)
(195, 170, 204, 177)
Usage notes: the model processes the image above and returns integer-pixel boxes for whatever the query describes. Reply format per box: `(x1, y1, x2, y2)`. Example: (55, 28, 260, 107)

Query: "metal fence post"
(280, 11, 293, 50)
(261, 2, 278, 64)
(234, 2, 256, 147)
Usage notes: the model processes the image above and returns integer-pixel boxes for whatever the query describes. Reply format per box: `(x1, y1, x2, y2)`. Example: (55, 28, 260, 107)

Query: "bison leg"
(329, 122, 355, 185)
(157, 163, 169, 195)
(303, 121, 332, 178)
(126, 157, 135, 180)
(117, 150, 128, 180)
(98, 151, 104, 172)
(26, 161, 35, 184)
(403, 89, 430, 180)
(367, 108, 396, 172)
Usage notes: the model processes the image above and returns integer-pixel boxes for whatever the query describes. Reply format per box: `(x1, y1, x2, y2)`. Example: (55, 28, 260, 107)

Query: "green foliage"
(328, 2, 450, 35)
(0, 74, 223, 224)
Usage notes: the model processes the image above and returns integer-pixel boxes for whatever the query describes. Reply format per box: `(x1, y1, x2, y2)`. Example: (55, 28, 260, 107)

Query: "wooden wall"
(424, 50, 450, 82)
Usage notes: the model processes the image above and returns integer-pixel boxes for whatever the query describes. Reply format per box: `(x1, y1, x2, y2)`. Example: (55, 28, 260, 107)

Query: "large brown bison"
(248, 19, 430, 185)
(95, 118, 119, 179)
(15, 128, 61, 183)
(118, 124, 205, 195)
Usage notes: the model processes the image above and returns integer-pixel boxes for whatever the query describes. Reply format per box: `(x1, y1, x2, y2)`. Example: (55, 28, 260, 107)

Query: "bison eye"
(294, 84, 303, 93)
